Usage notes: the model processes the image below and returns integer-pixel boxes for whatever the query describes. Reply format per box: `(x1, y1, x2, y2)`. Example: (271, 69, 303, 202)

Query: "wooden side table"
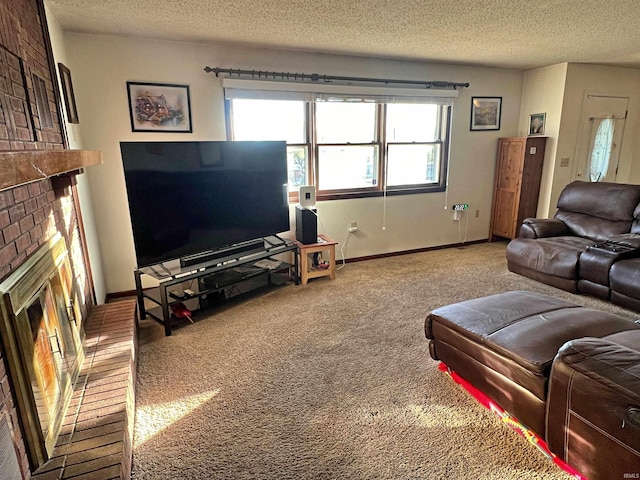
(294, 234, 338, 285)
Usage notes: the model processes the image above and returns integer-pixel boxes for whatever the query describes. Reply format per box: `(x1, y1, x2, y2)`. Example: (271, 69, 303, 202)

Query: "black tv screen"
(120, 141, 290, 267)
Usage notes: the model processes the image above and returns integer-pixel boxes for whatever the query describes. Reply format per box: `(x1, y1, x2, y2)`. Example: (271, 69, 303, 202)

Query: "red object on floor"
(437, 362, 587, 480)
(170, 302, 193, 323)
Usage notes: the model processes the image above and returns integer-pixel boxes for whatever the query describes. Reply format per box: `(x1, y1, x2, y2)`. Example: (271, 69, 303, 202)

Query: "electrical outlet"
(475, 209, 479, 218)
(349, 221, 358, 233)
(452, 204, 469, 211)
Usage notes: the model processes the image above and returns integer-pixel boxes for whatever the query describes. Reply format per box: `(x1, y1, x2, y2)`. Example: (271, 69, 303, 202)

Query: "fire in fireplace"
(0, 233, 85, 469)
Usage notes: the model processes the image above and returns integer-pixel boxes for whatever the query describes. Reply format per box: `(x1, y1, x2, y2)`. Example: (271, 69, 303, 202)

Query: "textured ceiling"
(46, 0, 640, 70)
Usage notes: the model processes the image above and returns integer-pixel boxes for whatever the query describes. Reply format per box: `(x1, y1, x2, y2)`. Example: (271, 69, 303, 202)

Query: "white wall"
(62, 33, 523, 293)
(555, 63, 640, 210)
(45, 4, 107, 303)
(519, 63, 568, 217)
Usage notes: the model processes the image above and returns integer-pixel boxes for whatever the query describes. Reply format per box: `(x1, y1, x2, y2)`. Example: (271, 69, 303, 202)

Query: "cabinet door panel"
(491, 137, 546, 240)
(497, 141, 524, 191)
(491, 138, 525, 240)
(493, 189, 518, 238)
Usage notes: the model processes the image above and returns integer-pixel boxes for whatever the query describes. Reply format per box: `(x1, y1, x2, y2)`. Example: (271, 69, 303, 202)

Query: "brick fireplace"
(0, 173, 97, 477)
(0, 232, 86, 471)
(0, 0, 100, 477)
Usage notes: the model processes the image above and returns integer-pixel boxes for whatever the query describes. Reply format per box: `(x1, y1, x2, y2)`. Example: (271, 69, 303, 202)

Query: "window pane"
(287, 146, 308, 190)
(232, 99, 305, 143)
(318, 145, 378, 190)
(387, 144, 440, 186)
(316, 103, 376, 143)
(589, 118, 614, 182)
(386, 104, 439, 142)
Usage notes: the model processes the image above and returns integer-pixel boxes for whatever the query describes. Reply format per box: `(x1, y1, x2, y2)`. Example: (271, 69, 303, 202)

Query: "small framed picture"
(58, 63, 79, 124)
(127, 82, 192, 132)
(529, 113, 546, 135)
(470, 96, 502, 131)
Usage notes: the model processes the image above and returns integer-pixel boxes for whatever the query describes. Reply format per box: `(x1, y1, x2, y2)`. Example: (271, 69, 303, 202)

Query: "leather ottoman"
(424, 290, 638, 436)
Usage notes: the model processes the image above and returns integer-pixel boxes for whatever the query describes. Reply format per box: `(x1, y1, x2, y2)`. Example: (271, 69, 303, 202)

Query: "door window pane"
(232, 99, 305, 143)
(316, 103, 376, 143)
(387, 144, 440, 186)
(386, 104, 439, 142)
(589, 118, 615, 182)
(318, 145, 378, 190)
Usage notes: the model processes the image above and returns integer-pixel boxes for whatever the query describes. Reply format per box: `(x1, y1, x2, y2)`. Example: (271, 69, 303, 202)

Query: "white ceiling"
(46, 0, 640, 70)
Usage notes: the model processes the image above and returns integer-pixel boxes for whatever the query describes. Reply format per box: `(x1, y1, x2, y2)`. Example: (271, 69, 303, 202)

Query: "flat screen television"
(120, 141, 290, 267)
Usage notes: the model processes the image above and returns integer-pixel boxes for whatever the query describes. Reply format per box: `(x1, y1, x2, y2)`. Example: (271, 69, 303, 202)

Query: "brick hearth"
(31, 299, 137, 480)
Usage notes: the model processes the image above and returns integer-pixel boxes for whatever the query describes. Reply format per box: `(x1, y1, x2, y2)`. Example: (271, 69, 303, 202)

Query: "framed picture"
(127, 82, 192, 132)
(470, 96, 502, 131)
(529, 113, 546, 135)
(58, 63, 79, 124)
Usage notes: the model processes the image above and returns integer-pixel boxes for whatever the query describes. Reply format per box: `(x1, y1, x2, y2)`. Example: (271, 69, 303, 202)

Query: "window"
(226, 91, 451, 200)
(316, 102, 379, 191)
(386, 104, 443, 188)
(231, 99, 309, 190)
(588, 118, 615, 182)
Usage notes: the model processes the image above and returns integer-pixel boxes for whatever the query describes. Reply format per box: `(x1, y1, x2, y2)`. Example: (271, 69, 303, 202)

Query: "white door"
(574, 94, 628, 182)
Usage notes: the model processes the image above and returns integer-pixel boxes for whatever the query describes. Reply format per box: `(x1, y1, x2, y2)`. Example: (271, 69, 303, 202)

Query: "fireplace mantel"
(0, 150, 103, 191)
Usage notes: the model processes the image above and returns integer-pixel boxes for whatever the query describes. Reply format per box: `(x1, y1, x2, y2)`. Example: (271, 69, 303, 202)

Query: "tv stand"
(134, 236, 298, 335)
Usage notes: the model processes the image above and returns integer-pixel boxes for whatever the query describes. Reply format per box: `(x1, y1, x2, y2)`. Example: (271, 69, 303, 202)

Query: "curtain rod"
(204, 66, 469, 90)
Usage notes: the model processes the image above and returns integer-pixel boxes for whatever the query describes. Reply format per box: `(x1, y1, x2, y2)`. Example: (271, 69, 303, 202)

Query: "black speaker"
(296, 205, 317, 244)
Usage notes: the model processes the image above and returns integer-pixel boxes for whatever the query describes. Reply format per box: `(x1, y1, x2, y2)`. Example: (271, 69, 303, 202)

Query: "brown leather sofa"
(506, 181, 640, 307)
(425, 291, 640, 480)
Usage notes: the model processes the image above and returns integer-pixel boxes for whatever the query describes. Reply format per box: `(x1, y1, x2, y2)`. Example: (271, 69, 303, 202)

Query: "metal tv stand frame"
(134, 236, 298, 336)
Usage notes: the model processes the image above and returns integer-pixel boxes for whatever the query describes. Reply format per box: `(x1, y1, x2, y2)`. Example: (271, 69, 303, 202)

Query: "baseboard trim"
(105, 289, 137, 302)
(340, 238, 491, 264)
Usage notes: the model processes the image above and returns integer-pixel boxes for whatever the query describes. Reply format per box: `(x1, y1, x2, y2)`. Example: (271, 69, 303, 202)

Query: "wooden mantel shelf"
(0, 150, 103, 191)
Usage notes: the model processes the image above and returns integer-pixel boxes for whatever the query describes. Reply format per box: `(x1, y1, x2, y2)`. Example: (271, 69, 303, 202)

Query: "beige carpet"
(132, 241, 636, 479)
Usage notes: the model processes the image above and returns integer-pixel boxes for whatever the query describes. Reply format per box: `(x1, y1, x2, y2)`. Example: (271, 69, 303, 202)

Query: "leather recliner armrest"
(518, 218, 568, 239)
(546, 337, 640, 480)
(607, 233, 640, 250)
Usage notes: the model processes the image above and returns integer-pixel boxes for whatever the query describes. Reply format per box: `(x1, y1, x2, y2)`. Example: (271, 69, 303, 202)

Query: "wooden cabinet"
(490, 136, 547, 240)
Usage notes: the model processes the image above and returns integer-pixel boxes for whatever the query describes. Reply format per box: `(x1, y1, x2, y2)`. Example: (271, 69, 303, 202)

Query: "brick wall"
(0, 0, 64, 150)
(0, 1, 93, 478)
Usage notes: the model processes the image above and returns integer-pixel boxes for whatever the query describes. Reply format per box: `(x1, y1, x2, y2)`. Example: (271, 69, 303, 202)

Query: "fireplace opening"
(0, 233, 85, 469)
